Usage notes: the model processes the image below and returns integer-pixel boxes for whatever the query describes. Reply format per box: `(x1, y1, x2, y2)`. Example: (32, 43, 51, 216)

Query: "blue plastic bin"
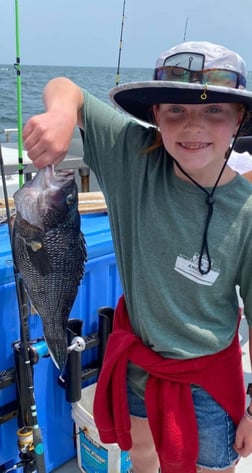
(0, 212, 122, 471)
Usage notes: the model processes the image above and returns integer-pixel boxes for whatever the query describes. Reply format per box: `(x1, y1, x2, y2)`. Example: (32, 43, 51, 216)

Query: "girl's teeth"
(181, 143, 208, 149)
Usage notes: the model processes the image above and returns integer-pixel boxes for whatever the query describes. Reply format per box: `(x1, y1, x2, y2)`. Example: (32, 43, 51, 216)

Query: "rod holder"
(97, 306, 114, 370)
(64, 319, 83, 403)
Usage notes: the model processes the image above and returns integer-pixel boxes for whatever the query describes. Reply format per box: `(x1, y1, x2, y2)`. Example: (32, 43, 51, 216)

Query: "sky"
(0, 0, 252, 70)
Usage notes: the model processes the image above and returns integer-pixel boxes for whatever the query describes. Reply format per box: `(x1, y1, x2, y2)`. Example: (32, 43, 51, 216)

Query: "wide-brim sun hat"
(110, 41, 252, 134)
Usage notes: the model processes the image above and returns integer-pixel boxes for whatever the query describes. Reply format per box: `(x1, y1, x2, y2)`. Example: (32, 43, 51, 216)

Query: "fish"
(12, 166, 87, 372)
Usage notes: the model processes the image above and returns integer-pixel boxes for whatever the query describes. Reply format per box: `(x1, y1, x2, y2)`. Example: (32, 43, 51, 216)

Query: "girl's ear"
(152, 105, 160, 126)
(235, 105, 247, 131)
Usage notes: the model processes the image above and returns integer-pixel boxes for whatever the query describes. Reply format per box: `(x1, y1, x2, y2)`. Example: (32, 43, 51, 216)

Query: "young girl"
(23, 41, 252, 473)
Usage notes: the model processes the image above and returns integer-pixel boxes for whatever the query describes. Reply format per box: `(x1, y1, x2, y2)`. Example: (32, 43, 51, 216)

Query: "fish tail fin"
(44, 335, 68, 372)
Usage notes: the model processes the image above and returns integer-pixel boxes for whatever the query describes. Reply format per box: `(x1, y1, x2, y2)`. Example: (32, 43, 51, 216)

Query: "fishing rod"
(115, 0, 126, 86)
(14, 0, 24, 188)
(12, 4, 46, 468)
(0, 144, 47, 473)
(0, 144, 46, 473)
(183, 17, 189, 42)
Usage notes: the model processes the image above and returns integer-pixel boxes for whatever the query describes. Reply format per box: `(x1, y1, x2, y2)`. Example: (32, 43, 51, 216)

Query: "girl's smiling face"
(153, 102, 245, 185)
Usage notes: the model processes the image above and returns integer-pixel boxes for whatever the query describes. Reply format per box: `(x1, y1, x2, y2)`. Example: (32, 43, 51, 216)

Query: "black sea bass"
(12, 166, 87, 372)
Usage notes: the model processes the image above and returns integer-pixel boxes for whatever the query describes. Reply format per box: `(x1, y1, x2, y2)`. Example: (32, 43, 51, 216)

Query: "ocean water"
(0, 64, 252, 142)
(0, 65, 152, 142)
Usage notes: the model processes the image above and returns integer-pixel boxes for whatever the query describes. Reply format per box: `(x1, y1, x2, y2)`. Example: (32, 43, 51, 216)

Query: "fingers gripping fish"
(12, 166, 87, 373)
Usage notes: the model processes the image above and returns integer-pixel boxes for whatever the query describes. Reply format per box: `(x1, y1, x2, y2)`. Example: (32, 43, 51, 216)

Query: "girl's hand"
(23, 109, 76, 169)
(234, 414, 252, 457)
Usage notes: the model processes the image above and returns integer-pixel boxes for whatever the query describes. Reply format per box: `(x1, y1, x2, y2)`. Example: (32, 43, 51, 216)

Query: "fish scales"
(12, 166, 87, 372)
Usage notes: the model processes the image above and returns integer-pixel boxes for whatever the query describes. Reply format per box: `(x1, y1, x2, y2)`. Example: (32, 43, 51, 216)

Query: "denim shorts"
(127, 384, 239, 470)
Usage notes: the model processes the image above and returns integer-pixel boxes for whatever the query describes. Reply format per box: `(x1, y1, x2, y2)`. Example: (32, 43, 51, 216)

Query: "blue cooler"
(0, 212, 122, 471)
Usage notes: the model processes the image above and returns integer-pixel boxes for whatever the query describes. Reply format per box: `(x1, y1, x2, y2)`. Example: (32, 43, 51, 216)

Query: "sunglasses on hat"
(153, 65, 246, 89)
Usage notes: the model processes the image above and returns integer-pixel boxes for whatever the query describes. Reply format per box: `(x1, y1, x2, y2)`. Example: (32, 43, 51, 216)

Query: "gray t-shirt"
(82, 90, 252, 394)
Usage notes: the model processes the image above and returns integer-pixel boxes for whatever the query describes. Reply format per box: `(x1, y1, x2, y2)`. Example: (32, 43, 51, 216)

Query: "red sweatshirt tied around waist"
(93, 295, 245, 473)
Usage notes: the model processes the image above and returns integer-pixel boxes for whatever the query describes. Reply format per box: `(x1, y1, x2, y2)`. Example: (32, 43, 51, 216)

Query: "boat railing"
(0, 128, 90, 192)
(0, 128, 18, 142)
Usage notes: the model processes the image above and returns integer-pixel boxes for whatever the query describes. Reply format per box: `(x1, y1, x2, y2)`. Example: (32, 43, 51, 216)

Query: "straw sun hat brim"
(110, 81, 252, 135)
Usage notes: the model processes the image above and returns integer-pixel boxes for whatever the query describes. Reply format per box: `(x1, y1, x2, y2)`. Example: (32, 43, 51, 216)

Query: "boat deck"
(52, 454, 252, 473)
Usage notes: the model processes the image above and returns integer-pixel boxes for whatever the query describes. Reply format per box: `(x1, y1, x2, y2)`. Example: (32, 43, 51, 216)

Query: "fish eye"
(66, 193, 74, 206)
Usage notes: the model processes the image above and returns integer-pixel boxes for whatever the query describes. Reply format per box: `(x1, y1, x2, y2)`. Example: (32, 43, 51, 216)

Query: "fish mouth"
(14, 166, 76, 230)
(35, 166, 75, 190)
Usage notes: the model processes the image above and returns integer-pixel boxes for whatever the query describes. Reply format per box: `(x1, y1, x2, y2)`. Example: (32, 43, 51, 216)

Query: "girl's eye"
(207, 106, 222, 114)
(167, 106, 184, 113)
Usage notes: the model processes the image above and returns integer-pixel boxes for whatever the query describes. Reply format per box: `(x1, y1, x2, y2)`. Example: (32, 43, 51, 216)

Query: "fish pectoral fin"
(29, 240, 43, 251)
(27, 244, 53, 276)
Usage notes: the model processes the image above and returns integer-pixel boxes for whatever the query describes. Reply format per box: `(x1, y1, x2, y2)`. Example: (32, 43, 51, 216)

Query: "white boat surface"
(0, 132, 93, 198)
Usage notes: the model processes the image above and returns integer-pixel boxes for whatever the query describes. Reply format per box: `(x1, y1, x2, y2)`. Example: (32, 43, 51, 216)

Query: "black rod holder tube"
(97, 307, 114, 370)
(13, 341, 33, 428)
(64, 319, 83, 403)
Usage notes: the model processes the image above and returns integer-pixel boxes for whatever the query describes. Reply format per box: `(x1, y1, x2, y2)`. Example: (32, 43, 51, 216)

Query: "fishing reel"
(17, 427, 34, 454)
(16, 427, 36, 473)
(2, 427, 36, 473)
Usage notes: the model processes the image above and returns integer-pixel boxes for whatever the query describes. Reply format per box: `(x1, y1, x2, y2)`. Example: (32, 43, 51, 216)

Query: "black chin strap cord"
(173, 112, 247, 275)
(174, 159, 226, 275)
